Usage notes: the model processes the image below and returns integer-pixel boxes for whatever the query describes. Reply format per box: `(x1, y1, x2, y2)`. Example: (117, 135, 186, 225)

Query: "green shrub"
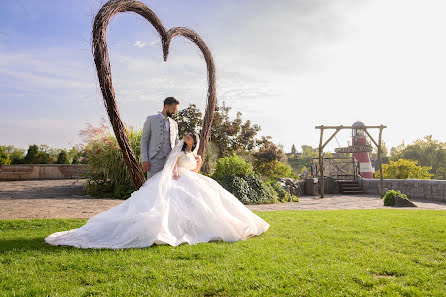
(382, 189, 408, 206)
(227, 176, 252, 204)
(85, 179, 115, 198)
(212, 153, 254, 180)
(84, 125, 143, 199)
(268, 180, 300, 202)
(269, 180, 287, 199)
(114, 184, 136, 199)
(216, 174, 279, 205)
(243, 174, 277, 204)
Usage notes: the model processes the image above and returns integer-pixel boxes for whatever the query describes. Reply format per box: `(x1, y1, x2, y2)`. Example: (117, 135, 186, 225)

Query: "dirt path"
(1, 179, 445, 220)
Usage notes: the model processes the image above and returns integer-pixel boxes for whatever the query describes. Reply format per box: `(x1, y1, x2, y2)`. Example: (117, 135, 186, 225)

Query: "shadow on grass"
(0, 235, 236, 254)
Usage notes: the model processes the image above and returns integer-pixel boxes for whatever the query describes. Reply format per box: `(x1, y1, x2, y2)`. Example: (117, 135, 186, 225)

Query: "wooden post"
(378, 126, 384, 197)
(319, 127, 324, 198)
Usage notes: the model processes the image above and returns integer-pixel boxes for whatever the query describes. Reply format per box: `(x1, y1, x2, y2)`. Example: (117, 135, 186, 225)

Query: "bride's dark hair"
(181, 132, 199, 153)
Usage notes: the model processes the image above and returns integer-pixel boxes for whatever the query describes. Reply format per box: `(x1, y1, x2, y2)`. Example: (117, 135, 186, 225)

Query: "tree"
(287, 145, 318, 173)
(23, 145, 50, 164)
(9, 147, 26, 164)
(172, 103, 202, 137)
(390, 135, 446, 179)
(57, 150, 70, 164)
(0, 146, 9, 165)
(375, 158, 433, 179)
(174, 102, 261, 158)
(24, 145, 39, 164)
(252, 136, 286, 178)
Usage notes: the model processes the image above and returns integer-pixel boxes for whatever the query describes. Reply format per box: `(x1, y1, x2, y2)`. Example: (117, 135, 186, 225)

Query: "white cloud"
(149, 39, 160, 47)
(2, 0, 446, 153)
(133, 40, 146, 48)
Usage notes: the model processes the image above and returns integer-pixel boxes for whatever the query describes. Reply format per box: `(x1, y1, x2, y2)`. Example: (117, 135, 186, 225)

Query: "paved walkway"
(1, 179, 445, 220)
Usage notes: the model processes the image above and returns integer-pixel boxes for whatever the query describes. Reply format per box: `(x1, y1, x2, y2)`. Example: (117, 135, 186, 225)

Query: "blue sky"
(1, 0, 445, 153)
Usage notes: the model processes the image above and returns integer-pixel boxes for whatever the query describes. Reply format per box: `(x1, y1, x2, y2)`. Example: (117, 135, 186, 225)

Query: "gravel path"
(1, 179, 445, 220)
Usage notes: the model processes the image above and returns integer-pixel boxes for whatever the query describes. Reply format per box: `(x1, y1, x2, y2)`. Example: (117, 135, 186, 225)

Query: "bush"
(114, 184, 136, 199)
(382, 189, 408, 206)
(84, 125, 142, 199)
(268, 180, 299, 202)
(216, 174, 279, 205)
(212, 153, 254, 180)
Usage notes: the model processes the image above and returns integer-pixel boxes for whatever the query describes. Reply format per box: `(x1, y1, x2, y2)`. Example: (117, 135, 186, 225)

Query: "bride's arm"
(191, 155, 202, 173)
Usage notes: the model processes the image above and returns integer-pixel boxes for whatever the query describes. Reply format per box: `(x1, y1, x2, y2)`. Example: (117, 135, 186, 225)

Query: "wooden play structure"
(315, 123, 386, 198)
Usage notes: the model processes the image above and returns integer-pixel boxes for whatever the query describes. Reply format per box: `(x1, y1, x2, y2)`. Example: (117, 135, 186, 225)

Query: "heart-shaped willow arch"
(91, 0, 217, 190)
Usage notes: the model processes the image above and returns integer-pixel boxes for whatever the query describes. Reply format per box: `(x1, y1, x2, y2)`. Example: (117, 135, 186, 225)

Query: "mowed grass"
(0, 209, 445, 296)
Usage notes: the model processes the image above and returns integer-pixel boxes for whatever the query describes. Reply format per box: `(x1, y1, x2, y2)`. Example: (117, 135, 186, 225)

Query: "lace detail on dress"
(177, 152, 197, 170)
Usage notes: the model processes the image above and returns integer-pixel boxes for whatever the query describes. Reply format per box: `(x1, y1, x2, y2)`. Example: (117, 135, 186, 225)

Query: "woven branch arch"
(91, 0, 217, 190)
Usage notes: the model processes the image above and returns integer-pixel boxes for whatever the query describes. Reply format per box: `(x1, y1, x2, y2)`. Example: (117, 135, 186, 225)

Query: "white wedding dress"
(44, 140, 270, 249)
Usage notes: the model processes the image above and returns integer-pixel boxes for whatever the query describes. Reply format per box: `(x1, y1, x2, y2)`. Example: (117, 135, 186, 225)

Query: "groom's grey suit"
(140, 112, 179, 178)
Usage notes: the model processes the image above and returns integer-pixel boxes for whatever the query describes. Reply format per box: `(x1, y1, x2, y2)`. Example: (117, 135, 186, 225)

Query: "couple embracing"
(140, 97, 200, 179)
(45, 97, 270, 249)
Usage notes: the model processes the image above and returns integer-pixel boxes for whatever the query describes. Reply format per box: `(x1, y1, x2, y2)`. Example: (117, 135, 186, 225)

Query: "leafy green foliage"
(56, 150, 70, 164)
(268, 180, 299, 202)
(376, 159, 433, 179)
(211, 154, 277, 204)
(382, 189, 408, 206)
(172, 103, 203, 137)
(252, 136, 291, 179)
(22, 144, 50, 164)
(83, 123, 142, 199)
(210, 102, 261, 157)
(114, 184, 136, 199)
(390, 135, 446, 180)
(0, 146, 9, 165)
(286, 145, 319, 174)
(217, 174, 279, 205)
(212, 153, 254, 180)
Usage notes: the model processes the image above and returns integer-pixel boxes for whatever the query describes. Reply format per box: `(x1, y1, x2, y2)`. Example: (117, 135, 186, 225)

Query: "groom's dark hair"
(164, 97, 179, 106)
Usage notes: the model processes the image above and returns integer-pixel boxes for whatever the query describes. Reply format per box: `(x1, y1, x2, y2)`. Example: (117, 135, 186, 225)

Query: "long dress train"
(44, 141, 270, 249)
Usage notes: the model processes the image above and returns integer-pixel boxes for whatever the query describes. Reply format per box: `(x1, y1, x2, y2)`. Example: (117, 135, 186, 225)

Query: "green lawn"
(0, 209, 445, 296)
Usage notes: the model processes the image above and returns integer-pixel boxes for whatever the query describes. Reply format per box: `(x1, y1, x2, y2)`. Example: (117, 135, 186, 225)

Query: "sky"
(1, 0, 445, 153)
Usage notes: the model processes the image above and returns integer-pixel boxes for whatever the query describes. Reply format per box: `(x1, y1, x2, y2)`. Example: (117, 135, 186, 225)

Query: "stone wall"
(361, 178, 446, 202)
(0, 164, 88, 181)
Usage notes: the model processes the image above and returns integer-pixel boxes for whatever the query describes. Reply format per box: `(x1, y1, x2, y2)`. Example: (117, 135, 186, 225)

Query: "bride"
(45, 132, 270, 249)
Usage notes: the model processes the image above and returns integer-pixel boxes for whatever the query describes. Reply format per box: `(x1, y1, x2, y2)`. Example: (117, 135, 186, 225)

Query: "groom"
(140, 97, 180, 178)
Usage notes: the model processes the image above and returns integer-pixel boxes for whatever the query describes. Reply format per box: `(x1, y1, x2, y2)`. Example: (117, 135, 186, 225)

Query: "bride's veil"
(158, 132, 199, 203)
(159, 139, 185, 197)
(192, 132, 200, 156)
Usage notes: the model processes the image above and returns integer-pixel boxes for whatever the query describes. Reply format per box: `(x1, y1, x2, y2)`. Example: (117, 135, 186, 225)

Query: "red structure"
(351, 121, 374, 178)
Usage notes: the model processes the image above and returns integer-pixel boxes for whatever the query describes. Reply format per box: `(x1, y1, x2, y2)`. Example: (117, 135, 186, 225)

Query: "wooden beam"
(362, 129, 380, 152)
(378, 127, 384, 196)
(315, 125, 387, 129)
(321, 128, 341, 150)
(318, 128, 324, 198)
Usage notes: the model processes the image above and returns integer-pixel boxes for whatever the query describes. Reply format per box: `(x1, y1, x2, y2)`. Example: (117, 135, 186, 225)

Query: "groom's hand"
(142, 161, 150, 172)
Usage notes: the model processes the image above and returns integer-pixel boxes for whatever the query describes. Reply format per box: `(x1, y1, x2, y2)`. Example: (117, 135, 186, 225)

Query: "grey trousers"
(147, 156, 167, 179)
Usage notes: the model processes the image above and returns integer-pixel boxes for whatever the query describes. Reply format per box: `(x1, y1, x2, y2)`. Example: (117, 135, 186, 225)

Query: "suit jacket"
(140, 112, 179, 163)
